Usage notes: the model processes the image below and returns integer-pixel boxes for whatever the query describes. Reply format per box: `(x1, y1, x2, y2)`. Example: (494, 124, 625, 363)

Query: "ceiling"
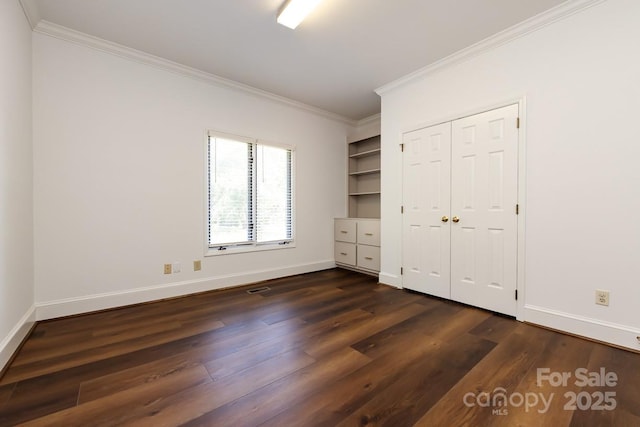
(25, 0, 567, 121)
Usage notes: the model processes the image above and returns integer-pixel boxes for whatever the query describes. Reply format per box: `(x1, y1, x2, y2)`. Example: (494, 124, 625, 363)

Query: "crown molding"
(18, 0, 40, 29)
(33, 20, 357, 126)
(356, 113, 381, 127)
(376, 0, 606, 96)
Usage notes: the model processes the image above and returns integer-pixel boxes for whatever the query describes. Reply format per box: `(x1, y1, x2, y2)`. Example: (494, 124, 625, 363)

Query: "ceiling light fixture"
(277, 0, 324, 30)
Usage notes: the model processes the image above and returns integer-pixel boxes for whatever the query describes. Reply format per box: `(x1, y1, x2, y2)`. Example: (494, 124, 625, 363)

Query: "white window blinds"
(208, 131, 293, 249)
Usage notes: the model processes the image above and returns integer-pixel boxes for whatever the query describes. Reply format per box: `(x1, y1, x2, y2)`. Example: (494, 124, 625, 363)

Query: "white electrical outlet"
(595, 289, 609, 306)
(173, 262, 181, 273)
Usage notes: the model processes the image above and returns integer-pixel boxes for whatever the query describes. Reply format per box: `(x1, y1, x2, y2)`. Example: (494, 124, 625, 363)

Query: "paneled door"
(450, 104, 519, 316)
(402, 122, 451, 299)
(401, 104, 519, 316)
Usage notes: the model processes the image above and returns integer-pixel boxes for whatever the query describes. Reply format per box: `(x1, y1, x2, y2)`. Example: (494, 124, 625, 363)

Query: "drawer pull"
(340, 252, 348, 256)
(340, 230, 348, 234)
(365, 233, 373, 236)
(365, 257, 373, 260)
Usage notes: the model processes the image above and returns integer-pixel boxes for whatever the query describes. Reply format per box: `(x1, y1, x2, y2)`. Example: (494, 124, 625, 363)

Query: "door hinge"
(515, 289, 518, 300)
(516, 204, 519, 215)
(401, 205, 404, 214)
(401, 267, 404, 275)
(400, 143, 404, 152)
(516, 117, 520, 129)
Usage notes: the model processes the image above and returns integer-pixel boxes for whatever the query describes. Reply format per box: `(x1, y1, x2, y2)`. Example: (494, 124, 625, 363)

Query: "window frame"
(204, 130, 296, 256)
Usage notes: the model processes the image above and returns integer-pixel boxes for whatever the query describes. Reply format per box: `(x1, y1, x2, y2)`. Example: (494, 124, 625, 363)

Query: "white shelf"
(349, 148, 381, 159)
(349, 168, 381, 176)
(349, 191, 381, 196)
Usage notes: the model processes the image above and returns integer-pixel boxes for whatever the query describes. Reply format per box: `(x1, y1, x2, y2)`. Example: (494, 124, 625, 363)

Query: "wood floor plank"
(2, 310, 300, 382)
(304, 302, 429, 358)
(413, 324, 558, 426)
(201, 308, 373, 385)
(21, 365, 212, 427)
(0, 268, 637, 426)
(214, 287, 316, 325)
(116, 348, 327, 426)
(300, 290, 380, 324)
(29, 294, 215, 339)
(1, 318, 226, 383)
(569, 341, 640, 427)
(121, 350, 360, 426)
(257, 269, 352, 297)
(0, 316, 279, 413)
(359, 286, 432, 314)
(0, 371, 81, 425)
(468, 312, 520, 343)
(203, 338, 294, 382)
(0, 382, 15, 408)
(356, 294, 435, 322)
(489, 331, 594, 427)
(249, 274, 322, 296)
(337, 335, 497, 427)
(77, 354, 203, 404)
(15, 316, 299, 417)
(350, 301, 478, 359)
(179, 347, 372, 427)
(259, 286, 351, 325)
(416, 303, 491, 343)
(259, 329, 449, 427)
(13, 320, 184, 366)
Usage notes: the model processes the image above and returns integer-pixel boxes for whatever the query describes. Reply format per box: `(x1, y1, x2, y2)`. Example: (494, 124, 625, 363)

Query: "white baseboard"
(36, 261, 336, 321)
(524, 304, 640, 352)
(378, 271, 402, 289)
(0, 305, 36, 372)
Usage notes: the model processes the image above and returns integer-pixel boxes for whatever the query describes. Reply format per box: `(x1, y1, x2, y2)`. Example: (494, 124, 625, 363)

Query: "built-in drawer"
(357, 244, 380, 272)
(334, 219, 356, 243)
(357, 220, 380, 246)
(335, 242, 356, 266)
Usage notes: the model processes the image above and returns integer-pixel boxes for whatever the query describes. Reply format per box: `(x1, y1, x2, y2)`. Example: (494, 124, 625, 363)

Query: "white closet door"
(450, 104, 519, 316)
(402, 122, 451, 298)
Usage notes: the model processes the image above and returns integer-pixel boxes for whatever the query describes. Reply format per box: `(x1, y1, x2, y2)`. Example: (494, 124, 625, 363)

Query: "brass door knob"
(452, 216, 460, 223)
(441, 216, 449, 223)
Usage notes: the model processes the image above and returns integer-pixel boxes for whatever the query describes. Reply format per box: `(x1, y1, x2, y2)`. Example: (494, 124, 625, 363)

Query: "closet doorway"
(402, 104, 519, 316)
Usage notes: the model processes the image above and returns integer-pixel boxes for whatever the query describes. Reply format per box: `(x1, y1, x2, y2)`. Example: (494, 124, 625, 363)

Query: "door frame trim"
(400, 96, 527, 321)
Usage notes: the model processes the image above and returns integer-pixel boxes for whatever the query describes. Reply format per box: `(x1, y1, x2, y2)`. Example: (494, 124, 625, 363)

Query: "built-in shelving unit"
(335, 129, 381, 274)
(348, 134, 381, 218)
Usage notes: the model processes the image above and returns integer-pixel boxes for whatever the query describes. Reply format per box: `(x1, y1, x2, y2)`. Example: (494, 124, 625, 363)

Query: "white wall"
(378, 0, 640, 350)
(33, 32, 350, 318)
(0, 0, 35, 369)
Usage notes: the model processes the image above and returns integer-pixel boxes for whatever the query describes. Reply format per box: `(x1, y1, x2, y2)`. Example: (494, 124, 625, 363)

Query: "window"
(207, 131, 294, 253)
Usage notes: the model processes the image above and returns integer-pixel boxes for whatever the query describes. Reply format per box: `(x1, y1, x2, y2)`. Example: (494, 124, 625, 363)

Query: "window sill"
(205, 242, 296, 257)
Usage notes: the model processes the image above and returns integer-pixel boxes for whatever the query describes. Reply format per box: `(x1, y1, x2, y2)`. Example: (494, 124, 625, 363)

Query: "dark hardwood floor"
(0, 268, 638, 426)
